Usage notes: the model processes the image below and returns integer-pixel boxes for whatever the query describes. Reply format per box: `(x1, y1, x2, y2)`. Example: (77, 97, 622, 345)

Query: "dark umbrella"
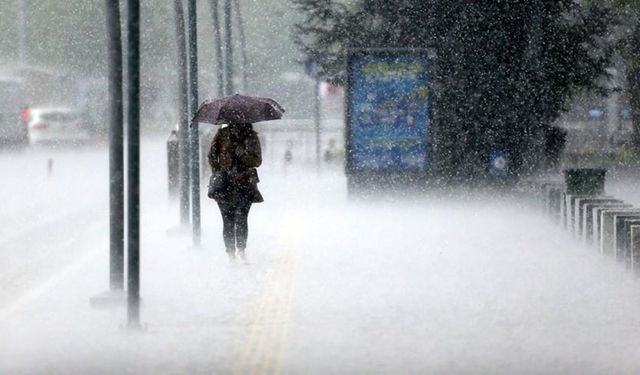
(192, 94, 285, 125)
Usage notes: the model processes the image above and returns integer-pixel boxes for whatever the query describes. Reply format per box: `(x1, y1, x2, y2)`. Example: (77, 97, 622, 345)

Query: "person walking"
(208, 122, 263, 263)
(193, 94, 283, 262)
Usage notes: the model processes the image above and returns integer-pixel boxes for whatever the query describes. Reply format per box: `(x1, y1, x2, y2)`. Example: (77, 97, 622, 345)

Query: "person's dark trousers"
(217, 200, 252, 253)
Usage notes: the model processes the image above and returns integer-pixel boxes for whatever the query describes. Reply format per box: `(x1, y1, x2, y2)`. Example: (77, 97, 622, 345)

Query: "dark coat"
(208, 124, 264, 203)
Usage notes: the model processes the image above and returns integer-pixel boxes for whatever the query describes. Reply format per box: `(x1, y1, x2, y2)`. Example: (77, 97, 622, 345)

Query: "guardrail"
(534, 168, 640, 274)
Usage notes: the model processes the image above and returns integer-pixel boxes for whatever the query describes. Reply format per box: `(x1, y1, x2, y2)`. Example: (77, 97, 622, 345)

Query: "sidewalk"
(3, 155, 640, 373)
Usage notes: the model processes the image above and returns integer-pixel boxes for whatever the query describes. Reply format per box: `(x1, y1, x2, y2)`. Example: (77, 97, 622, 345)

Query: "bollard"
(167, 130, 179, 199)
(573, 197, 617, 237)
(542, 182, 563, 216)
(565, 194, 596, 234)
(599, 209, 640, 257)
(548, 186, 564, 222)
(590, 204, 632, 247)
(47, 158, 53, 177)
(284, 149, 293, 164)
(582, 201, 627, 242)
(540, 182, 551, 212)
(561, 192, 568, 229)
(631, 225, 640, 274)
(538, 181, 557, 212)
(618, 217, 640, 263)
(613, 214, 640, 261)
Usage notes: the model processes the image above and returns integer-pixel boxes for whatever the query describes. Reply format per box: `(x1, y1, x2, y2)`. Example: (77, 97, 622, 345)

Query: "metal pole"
(126, 0, 141, 328)
(233, 0, 248, 93)
(208, 0, 224, 98)
(188, 0, 201, 247)
(106, 0, 125, 291)
(17, 0, 27, 63)
(223, 0, 233, 95)
(314, 78, 321, 173)
(174, 0, 190, 225)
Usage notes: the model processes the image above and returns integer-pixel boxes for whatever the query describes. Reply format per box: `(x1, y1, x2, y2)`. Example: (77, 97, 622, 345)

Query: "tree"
(293, 0, 618, 180)
(614, 0, 640, 155)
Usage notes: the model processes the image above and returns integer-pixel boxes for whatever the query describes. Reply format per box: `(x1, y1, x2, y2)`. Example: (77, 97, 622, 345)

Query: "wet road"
(3, 139, 640, 373)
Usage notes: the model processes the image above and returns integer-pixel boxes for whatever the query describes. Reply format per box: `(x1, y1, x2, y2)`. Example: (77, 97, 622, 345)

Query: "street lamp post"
(174, 0, 191, 225)
(126, 0, 141, 328)
(224, 0, 233, 95)
(233, 0, 248, 93)
(89, 0, 126, 310)
(106, 0, 125, 292)
(17, 0, 27, 63)
(314, 77, 321, 172)
(209, 0, 224, 98)
(188, 0, 201, 247)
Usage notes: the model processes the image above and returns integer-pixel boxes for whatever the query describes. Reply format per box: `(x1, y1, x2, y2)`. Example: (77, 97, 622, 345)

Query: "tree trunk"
(630, 64, 640, 155)
(629, 22, 640, 156)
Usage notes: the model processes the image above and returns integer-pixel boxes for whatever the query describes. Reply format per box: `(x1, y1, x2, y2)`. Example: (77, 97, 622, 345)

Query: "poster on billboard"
(346, 49, 431, 174)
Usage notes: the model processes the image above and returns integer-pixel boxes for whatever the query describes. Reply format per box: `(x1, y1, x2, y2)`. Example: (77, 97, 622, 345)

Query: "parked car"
(0, 76, 29, 147)
(26, 107, 91, 146)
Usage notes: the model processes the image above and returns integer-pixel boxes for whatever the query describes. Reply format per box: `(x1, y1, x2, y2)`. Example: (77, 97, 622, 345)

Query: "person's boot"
(237, 249, 248, 264)
(227, 250, 237, 264)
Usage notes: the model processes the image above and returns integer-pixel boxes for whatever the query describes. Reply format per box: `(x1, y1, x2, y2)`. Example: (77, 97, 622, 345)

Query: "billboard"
(346, 50, 431, 173)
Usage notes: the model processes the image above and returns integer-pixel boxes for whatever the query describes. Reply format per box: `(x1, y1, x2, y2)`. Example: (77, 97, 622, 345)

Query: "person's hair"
(229, 122, 253, 128)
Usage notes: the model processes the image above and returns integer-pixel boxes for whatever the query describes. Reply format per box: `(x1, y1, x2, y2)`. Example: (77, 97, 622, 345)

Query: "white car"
(26, 107, 91, 146)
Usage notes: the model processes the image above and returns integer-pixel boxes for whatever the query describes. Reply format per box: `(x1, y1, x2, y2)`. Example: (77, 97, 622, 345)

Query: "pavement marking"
(0, 242, 104, 320)
(0, 217, 108, 319)
(235, 216, 302, 375)
(272, 255, 298, 375)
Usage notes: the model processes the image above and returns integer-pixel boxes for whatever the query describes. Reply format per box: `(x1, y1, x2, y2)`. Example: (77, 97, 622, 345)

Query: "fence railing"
(534, 169, 640, 274)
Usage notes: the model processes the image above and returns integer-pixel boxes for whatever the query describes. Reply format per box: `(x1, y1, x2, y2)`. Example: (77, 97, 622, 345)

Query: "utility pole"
(314, 77, 321, 172)
(89, 0, 126, 310)
(106, 0, 125, 292)
(174, 0, 190, 225)
(306, 58, 322, 172)
(126, 0, 142, 328)
(188, 0, 201, 247)
(17, 0, 27, 63)
(233, 0, 248, 93)
(223, 0, 233, 95)
(209, 0, 224, 98)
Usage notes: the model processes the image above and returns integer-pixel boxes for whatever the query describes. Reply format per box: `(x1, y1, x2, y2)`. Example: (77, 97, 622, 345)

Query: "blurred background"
(0, 1, 638, 177)
(0, 0, 343, 151)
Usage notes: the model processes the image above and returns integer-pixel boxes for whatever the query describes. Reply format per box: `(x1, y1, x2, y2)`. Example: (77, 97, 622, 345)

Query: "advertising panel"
(347, 50, 430, 173)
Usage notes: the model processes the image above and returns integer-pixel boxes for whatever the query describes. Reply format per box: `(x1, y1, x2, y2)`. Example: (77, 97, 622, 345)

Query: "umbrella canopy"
(192, 94, 285, 125)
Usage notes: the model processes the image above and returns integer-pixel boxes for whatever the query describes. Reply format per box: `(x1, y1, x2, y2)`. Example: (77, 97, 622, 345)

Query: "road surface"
(2, 138, 640, 373)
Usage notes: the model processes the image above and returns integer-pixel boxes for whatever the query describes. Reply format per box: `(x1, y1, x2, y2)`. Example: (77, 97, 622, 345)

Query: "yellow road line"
(235, 219, 301, 375)
(272, 258, 298, 375)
